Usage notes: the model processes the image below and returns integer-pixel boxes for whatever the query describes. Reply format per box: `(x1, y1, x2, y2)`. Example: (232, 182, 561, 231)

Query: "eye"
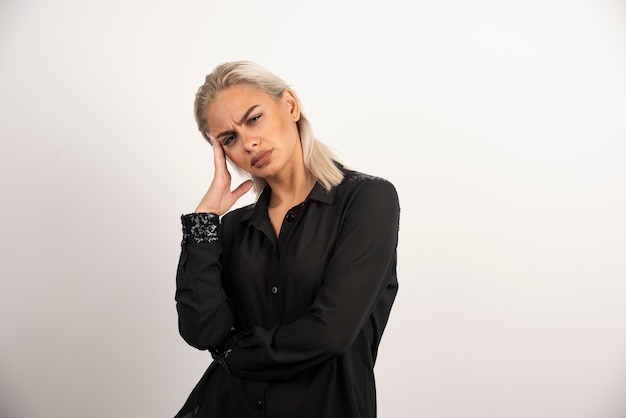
(222, 134, 237, 146)
(247, 113, 262, 126)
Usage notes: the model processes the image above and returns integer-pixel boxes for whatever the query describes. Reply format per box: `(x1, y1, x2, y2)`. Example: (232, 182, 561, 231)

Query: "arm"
(222, 179, 400, 380)
(176, 140, 252, 350)
(175, 213, 235, 349)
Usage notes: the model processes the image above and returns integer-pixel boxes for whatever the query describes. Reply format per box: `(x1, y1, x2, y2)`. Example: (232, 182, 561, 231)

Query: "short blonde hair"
(194, 61, 344, 194)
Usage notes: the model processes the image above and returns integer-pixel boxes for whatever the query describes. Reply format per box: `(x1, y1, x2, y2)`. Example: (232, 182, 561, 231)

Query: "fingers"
(209, 137, 232, 187)
(232, 180, 254, 200)
(201, 134, 252, 212)
(211, 137, 228, 171)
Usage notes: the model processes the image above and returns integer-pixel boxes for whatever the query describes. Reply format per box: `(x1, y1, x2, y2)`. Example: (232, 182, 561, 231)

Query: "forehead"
(206, 85, 275, 120)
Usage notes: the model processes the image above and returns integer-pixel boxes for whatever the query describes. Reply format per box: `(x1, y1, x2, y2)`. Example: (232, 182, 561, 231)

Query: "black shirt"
(174, 168, 400, 418)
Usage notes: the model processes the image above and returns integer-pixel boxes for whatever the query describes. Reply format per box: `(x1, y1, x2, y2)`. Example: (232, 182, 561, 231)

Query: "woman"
(175, 61, 400, 418)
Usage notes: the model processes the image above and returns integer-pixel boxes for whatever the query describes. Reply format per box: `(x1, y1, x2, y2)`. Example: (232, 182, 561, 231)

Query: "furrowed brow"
(215, 105, 260, 140)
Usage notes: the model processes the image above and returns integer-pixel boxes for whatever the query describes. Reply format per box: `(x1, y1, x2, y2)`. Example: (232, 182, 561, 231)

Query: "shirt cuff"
(181, 213, 220, 244)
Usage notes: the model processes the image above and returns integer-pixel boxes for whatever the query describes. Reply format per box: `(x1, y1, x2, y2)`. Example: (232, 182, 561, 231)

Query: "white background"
(1, 1, 626, 417)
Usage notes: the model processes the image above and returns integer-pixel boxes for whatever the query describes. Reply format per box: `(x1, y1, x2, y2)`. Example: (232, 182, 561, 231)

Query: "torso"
(203, 168, 399, 418)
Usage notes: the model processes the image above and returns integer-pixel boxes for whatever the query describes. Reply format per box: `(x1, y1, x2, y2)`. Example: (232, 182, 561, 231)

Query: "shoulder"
(333, 168, 400, 217)
(338, 168, 398, 200)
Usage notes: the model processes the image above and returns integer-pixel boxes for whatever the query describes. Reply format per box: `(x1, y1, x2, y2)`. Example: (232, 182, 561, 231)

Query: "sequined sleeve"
(180, 213, 220, 244)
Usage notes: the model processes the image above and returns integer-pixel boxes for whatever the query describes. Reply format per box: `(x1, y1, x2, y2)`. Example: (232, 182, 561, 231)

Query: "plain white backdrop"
(1, 0, 626, 417)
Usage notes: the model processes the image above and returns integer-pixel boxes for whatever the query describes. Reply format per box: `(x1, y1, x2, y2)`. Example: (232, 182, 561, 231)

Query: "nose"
(241, 131, 259, 152)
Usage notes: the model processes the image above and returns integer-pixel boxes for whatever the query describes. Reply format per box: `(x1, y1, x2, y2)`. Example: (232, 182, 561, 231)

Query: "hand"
(194, 139, 253, 215)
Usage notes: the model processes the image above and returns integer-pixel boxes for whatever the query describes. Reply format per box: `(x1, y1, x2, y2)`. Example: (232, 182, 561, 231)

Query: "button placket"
(266, 240, 281, 325)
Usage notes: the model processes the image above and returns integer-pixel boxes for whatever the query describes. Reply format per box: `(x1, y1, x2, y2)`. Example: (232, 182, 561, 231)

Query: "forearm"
(175, 213, 235, 350)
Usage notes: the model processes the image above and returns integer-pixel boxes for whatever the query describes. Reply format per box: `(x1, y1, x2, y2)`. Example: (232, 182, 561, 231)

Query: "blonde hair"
(194, 61, 344, 194)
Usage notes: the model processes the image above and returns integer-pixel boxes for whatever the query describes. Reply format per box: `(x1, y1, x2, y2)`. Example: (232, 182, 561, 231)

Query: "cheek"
(224, 151, 237, 164)
(224, 147, 245, 166)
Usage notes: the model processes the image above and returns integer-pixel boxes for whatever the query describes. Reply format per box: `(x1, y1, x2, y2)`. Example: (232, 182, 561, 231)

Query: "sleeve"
(224, 179, 400, 380)
(175, 212, 235, 350)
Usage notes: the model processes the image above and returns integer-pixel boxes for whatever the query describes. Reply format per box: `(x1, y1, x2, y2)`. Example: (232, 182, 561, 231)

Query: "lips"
(251, 150, 272, 168)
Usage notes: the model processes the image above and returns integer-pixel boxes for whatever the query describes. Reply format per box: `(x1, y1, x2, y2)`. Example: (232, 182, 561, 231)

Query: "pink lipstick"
(251, 150, 272, 168)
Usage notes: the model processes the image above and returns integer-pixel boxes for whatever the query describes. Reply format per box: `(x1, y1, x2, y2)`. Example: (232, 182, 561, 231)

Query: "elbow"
(178, 322, 229, 350)
(177, 303, 235, 350)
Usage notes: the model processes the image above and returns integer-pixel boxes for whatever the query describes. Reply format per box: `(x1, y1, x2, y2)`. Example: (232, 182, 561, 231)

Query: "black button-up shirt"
(175, 168, 400, 418)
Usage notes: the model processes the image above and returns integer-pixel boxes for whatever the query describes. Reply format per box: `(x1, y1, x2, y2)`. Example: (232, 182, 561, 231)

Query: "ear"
(282, 89, 300, 122)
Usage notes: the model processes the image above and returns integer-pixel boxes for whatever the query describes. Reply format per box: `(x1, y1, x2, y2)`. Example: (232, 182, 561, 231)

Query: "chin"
(252, 161, 277, 174)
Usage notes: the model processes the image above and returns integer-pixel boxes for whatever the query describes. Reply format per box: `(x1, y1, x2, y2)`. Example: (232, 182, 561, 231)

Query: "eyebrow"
(214, 105, 260, 140)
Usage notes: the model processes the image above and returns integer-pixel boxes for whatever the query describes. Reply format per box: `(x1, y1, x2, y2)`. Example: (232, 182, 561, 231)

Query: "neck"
(267, 166, 316, 208)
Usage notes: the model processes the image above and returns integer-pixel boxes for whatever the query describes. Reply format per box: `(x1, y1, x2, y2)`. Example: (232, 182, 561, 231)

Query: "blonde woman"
(175, 61, 400, 418)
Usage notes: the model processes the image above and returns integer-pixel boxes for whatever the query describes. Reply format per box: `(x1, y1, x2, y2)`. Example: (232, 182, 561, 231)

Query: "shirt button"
(256, 400, 263, 409)
(286, 213, 295, 222)
(271, 286, 278, 294)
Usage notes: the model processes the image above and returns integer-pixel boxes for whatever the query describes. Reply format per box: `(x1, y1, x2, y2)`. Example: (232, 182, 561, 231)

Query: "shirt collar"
(239, 180, 337, 224)
(307, 180, 336, 204)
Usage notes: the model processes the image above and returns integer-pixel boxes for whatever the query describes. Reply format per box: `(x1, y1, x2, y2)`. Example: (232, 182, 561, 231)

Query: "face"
(205, 84, 302, 179)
